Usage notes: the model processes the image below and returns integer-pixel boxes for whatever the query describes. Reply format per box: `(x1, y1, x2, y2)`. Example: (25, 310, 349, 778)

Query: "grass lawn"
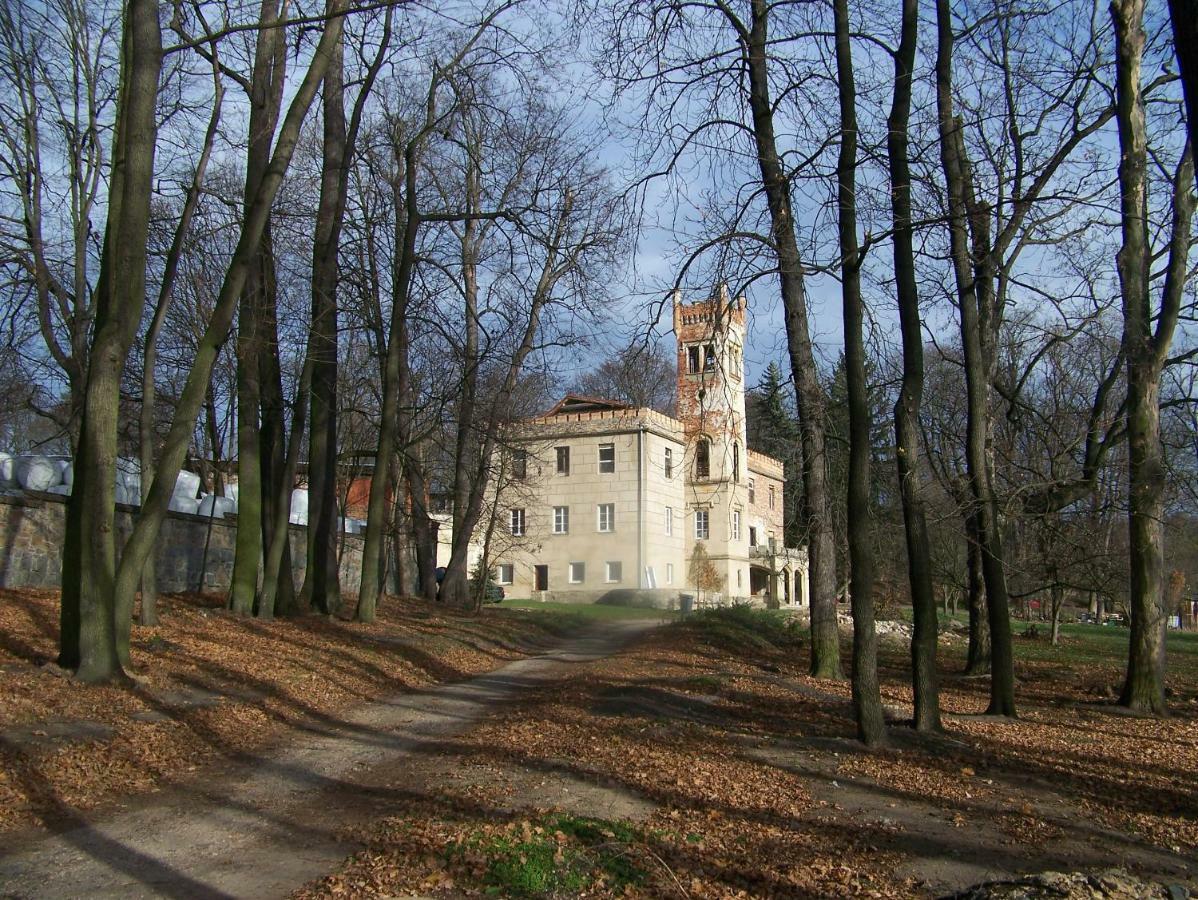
(499, 598, 680, 622)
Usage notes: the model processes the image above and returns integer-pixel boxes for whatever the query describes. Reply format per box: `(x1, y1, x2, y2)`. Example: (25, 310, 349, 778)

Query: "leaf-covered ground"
(0, 588, 574, 835)
(296, 609, 1198, 899)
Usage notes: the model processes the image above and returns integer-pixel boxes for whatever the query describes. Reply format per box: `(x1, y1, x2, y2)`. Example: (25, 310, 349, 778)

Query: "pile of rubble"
(947, 869, 1189, 899)
(782, 608, 966, 645)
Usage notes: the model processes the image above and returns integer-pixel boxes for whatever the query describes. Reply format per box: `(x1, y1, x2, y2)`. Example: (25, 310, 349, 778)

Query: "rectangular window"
(509, 508, 525, 536)
(748, 478, 755, 504)
(553, 505, 569, 534)
(665, 506, 673, 536)
(769, 485, 776, 510)
(695, 509, 709, 540)
(664, 447, 673, 479)
(569, 561, 585, 584)
(704, 344, 717, 370)
(687, 346, 700, 374)
(497, 564, 514, 584)
(605, 561, 622, 583)
(598, 503, 615, 533)
(695, 440, 710, 479)
(556, 446, 570, 475)
(598, 443, 615, 473)
(749, 526, 758, 547)
(732, 510, 741, 541)
(512, 448, 527, 480)
(666, 563, 674, 585)
(737, 569, 743, 588)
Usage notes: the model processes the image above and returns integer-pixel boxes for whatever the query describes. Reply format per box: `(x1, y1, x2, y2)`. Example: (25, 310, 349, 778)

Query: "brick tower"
(673, 286, 750, 598)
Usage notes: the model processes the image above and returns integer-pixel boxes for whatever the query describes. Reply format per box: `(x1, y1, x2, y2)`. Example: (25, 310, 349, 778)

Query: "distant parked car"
(1077, 612, 1097, 624)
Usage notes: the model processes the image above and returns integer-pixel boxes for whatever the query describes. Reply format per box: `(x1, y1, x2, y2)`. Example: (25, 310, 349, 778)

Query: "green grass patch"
(449, 813, 645, 897)
(500, 599, 678, 622)
(676, 604, 802, 653)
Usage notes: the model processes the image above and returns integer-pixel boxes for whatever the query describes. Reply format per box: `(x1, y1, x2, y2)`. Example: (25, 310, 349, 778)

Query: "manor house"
(490, 289, 809, 607)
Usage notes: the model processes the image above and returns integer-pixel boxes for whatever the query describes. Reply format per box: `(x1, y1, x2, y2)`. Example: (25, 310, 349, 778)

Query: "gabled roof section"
(544, 394, 632, 416)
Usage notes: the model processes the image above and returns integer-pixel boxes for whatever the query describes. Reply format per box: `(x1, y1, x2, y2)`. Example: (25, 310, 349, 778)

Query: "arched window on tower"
(695, 439, 710, 479)
(732, 442, 740, 481)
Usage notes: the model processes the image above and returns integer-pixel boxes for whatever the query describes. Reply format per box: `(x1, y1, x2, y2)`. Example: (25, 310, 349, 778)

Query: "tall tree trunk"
(257, 222, 298, 618)
(229, 0, 289, 617)
(964, 509, 990, 674)
(934, 0, 1016, 716)
(888, 0, 941, 731)
(59, 0, 162, 681)
(308, 30, 346, 617)
(833, 0, 884, 747)
(1168, 0, 1198, 152)
(741, 0, 841, 678)
(260, 355, 312, 619)
(359, 151, 420, 615)
(1112, 0, 1196, 714)
(109, 3, 348, 664)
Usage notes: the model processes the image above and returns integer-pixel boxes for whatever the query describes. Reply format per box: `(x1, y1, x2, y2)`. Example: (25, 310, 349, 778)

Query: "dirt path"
(0, 619, 659, 900)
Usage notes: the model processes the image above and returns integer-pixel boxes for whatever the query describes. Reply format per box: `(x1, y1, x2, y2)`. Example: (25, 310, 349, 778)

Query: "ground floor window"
(605, 561, 622, 582)
(569, 561, 585, 583)
(497, 564, 514, 584)
(666, 563, 674, 584)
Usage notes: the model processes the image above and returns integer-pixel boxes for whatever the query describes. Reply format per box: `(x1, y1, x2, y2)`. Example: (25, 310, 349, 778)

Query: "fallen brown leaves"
(0, 588, 563, 835)
(294, 616, 1196, 899)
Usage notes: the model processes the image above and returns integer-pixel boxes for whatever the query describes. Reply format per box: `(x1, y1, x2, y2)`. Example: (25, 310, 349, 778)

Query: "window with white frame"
(598, 443, 615, 473)
(769, 484, 776, 509)
(732, 442, 740, 481)
(748, 478, 756, 504)
(597, 503, 615, 532)
(512, 448, 527, 480)
(686, 346, 701, 373)
(509, 508, 526, 536)
(553, 505, 569, 534)
(556, 445, 570, 475)
(666, 563, 674, 584)
(664, 447, 673, 478)
(749, 525, 758, 547)
(665, 506, 673, 536)
(497, 564, 514, 584)
(732, 510, 741, 541)
(569, 561, 585, 583)
(605, 561, 622, 582)
(695, 509, 709, 540)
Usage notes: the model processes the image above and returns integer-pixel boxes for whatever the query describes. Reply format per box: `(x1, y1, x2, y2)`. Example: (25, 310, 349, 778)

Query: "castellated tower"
(673, 286, 750, 598)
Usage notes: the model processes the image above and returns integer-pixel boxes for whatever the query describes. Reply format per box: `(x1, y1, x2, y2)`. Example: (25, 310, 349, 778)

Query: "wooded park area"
(0, 0, 1197, 893)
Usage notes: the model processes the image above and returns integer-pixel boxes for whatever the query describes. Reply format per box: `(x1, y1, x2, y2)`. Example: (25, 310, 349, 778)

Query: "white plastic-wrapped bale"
(59, 461, 73, 486)
(340, 517, 360, 534)
(223, 483, 239, 502)
(16, 456, 59, 492)
(46, 483, 71, 496)
(197, 494, 237, 519)
(115, 457, 141, 494)
(168, 494, 201, 515)
(289, 488, 308, 525)
(0, 451, 15, 485)
(173, 470, 201, 502)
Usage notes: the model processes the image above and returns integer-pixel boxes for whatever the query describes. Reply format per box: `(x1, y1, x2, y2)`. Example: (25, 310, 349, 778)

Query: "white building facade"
(490, 291, 809, 608)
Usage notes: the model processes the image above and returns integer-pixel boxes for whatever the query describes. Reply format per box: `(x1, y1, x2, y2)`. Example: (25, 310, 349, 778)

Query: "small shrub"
(450, 813, 644, 897)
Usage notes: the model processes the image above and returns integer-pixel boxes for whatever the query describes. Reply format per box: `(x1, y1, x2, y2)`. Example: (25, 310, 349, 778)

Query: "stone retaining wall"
(0, 491, 364, 594)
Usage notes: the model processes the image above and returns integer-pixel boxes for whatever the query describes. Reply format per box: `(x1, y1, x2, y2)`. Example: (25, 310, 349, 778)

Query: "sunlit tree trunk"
(888, 0, 941, 731)
(59, 0, 162, 681)
(833, 0, 884, 746)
